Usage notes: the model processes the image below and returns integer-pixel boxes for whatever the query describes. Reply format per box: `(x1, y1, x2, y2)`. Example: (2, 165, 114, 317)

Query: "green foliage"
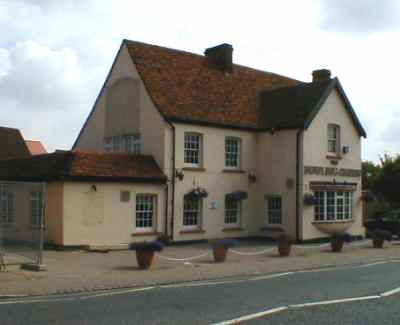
(374, 154, 400, 207)
(362, 161, 381, 190)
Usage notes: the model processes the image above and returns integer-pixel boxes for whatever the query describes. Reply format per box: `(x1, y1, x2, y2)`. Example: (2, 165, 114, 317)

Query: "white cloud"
(0, 0, 398, 161)
(319, 0, 400, 33)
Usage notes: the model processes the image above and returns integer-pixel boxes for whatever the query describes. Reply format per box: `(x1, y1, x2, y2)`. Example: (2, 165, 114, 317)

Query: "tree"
(373, 154, 400, 207)
(362, 161, 381, 190)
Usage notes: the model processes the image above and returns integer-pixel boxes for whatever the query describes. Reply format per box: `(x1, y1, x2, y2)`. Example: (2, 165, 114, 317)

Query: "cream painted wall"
(62, 181, 165, 246)
(172, 123, 258, 241)
(256, 130, 298, 238)
(302, 89, 363, 240)
(74, 45, 169, 173)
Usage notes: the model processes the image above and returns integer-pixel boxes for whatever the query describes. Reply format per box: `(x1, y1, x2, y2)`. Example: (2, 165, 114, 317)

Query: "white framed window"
(124, 134, 141, 154)
(104, 137, 112, 152)
(183, 195, 201, 229)
(31, 191, 43, 227)
(265, 195, 282, 225)
(328, 124, 340, 154)
(0, 185, 13, 225)
(135, 194, 156, 232)
(225, 196, 241, 226)
(225, 137, 241, 168)
(314, 191, 353, 221)
(184, 133, 202, 167)
(103, 134, 141, 154)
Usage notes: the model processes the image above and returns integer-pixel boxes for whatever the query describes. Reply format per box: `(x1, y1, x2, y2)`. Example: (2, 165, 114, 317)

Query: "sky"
(0, 0, 399, 162)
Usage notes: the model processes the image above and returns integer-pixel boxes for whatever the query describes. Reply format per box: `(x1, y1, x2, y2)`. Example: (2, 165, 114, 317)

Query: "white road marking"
(358, 261, 389, 268)
(380, 287, 400, 297)
(212, 306, 288, 325)
(80, 286, 155, 299)
(250, 272, 293, 281)
(160, 280, 245, 289)
(289, 295, 381, 308)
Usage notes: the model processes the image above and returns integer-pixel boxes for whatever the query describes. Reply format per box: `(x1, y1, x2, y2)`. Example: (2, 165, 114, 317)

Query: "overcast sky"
(1, 0, 399, 162)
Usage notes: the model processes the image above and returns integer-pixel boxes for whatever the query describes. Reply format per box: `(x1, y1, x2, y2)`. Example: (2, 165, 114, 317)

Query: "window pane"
(225, 197, 240, 225)
(183, 195, 200, 226)
(267, 196, 282, 224)
(314, 191, 325, 221)
(136, 195, 154, 229)
(314, 191, 353, 222)
(125, 134, 141, 154)
(225, 138, 240, 167)
(328, 125, 339, 153)
(184, 134, 201, 165)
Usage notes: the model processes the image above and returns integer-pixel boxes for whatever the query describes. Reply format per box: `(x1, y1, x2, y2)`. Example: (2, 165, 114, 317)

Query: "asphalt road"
(246, 296, 400, 325)
(0, 260, 399, 325)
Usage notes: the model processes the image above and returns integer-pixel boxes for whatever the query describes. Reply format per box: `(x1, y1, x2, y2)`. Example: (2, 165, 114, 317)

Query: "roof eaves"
(72, 41, 126, 150)
(334, 79, 367, 138)
(169, 117, 262, 132)
(303, 79, 337, 131)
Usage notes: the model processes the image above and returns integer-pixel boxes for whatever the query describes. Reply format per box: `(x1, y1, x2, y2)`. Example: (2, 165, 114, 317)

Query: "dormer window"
(328, 124, 340, 155)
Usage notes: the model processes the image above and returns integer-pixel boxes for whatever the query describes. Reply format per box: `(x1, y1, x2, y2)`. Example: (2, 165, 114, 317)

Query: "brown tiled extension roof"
(25, 140, 47, 155)
(125, 40, 300, 130)
(0, 126, 30, 160)
(0, 151, 167, 183)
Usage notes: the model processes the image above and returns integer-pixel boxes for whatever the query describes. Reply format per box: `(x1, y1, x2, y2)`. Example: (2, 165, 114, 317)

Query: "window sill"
(312, 220, 354, 224)
(131, 231, 159, 237)
(326, 155, 342, 160)
(222, 227, 244, 232)
(222, 169, 246, 174)
(182, 167, 206, 172)
(179, 229, 206, 234)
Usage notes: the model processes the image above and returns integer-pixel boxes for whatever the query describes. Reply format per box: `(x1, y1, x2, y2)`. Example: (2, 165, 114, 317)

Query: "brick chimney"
(204, 43, 233, 73)
(312, 69, 331, 83)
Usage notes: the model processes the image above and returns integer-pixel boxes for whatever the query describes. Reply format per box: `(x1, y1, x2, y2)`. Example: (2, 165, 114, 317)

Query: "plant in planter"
(211, 238, 239, 263)
(277, 233, 294, 257)
(129, 240, 164, 269)
(157, 233, 171, 246)
(371, 229, 392, 248)
(330, 233, 352, 252)
(304, 193, 317, 206)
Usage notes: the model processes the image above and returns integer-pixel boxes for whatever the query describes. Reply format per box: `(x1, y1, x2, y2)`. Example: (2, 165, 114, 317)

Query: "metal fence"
(0, 181, 45, 269)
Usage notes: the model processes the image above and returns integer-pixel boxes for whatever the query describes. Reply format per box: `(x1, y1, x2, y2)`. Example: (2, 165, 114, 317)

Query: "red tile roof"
(0, 126, 30, 160)
(0, 151, 166, 183)
(25, 140, 47, 155)
(125, 40, 301, 130)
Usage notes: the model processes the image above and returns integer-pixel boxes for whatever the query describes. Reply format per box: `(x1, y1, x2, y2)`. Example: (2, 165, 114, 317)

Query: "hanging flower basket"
(304, 193, 317, 206)
(187, 187, 208, 198)
(226, 191, 248, 201)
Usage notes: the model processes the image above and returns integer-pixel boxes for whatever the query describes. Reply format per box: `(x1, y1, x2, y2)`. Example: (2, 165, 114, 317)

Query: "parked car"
(365, 209, 400, 237)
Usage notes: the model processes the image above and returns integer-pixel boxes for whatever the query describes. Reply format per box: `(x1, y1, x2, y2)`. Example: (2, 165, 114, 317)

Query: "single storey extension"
(0, 151, 166, 247)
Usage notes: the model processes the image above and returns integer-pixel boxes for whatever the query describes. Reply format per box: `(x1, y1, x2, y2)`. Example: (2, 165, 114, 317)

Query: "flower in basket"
(211, 238, 239, 248)
(129, 240, 164, 252)
(304, 193, 317, 206)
